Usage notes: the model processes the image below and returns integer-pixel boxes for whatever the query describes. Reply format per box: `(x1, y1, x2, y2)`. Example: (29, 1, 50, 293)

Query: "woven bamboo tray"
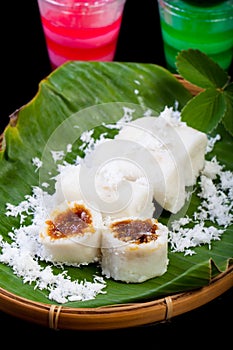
(0, 75, 232, 331)
(0, 266, 232, 330)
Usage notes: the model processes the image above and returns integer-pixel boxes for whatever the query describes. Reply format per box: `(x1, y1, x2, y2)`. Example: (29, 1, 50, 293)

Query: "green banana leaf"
(0, 61, 232, 308)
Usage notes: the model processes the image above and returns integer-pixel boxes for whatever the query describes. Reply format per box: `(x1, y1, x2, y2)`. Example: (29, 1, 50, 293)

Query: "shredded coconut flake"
(51, 150, 65, 162)
(169, 156, 233, 254)
(32, 157, 43, 172)
(205, 134, 221, 154)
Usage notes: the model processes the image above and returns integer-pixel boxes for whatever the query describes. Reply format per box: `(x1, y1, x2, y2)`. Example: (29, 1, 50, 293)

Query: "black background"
(0, 0, 233, 343)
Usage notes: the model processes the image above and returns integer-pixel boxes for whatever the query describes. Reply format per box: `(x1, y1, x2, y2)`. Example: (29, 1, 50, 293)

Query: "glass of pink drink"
(37, 0, 126, 69)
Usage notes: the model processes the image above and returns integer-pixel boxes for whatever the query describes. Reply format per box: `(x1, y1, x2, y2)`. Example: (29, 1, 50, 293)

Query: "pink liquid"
(41, 9, 123, 69)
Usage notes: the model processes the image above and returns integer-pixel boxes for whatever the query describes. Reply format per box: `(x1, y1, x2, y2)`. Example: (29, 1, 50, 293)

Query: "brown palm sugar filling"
(45, 204, 94, 239)
(110, 219, 159, 244)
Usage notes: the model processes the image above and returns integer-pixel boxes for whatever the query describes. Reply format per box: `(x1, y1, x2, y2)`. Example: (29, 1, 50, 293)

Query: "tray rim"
(0, 265, 232, 330)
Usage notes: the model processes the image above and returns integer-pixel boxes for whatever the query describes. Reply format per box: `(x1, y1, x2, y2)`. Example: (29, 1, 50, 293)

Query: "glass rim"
(39, 0, 126, 8)
(158, 0, 233, 20)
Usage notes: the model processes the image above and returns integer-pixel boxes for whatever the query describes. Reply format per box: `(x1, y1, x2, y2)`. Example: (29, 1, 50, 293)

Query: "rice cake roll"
(94, 158, 155, 220)
(82, 139, 156, 219)
(53, 164, 83, 204)
(101, 217, 169, 283)
(39, 200, 102, 265)
(115, 122, 186, 214)
(116, 108, 208, 187)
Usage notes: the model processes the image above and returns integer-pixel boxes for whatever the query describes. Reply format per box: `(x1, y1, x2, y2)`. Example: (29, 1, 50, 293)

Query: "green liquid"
(158, 0, 233, 72)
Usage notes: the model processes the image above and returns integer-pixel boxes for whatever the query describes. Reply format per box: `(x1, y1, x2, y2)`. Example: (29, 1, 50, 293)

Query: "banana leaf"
(0, 61, 232, 308)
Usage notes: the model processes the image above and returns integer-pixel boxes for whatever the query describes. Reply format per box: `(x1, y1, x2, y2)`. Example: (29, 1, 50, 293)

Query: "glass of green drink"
(157, 0, 233, 72)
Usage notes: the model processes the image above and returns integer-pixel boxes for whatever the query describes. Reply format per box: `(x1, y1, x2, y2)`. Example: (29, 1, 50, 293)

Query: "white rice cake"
(101, 217, 169, 283)
(81, 139, 156, 219)
(39, 200, 102, 265)
(115, 108, 208, 212)
(52, 164, 83, 204)
(115, 123, 186, 213)
(94, 159, 155, 219)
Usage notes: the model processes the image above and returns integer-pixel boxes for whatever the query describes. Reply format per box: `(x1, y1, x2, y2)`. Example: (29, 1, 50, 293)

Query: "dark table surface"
(1, 0, 233, 343)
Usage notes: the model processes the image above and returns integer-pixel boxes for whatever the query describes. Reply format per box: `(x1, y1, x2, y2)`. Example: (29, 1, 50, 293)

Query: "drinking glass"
(37, 0, 127, 69)
(157, 0, 233, 72)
